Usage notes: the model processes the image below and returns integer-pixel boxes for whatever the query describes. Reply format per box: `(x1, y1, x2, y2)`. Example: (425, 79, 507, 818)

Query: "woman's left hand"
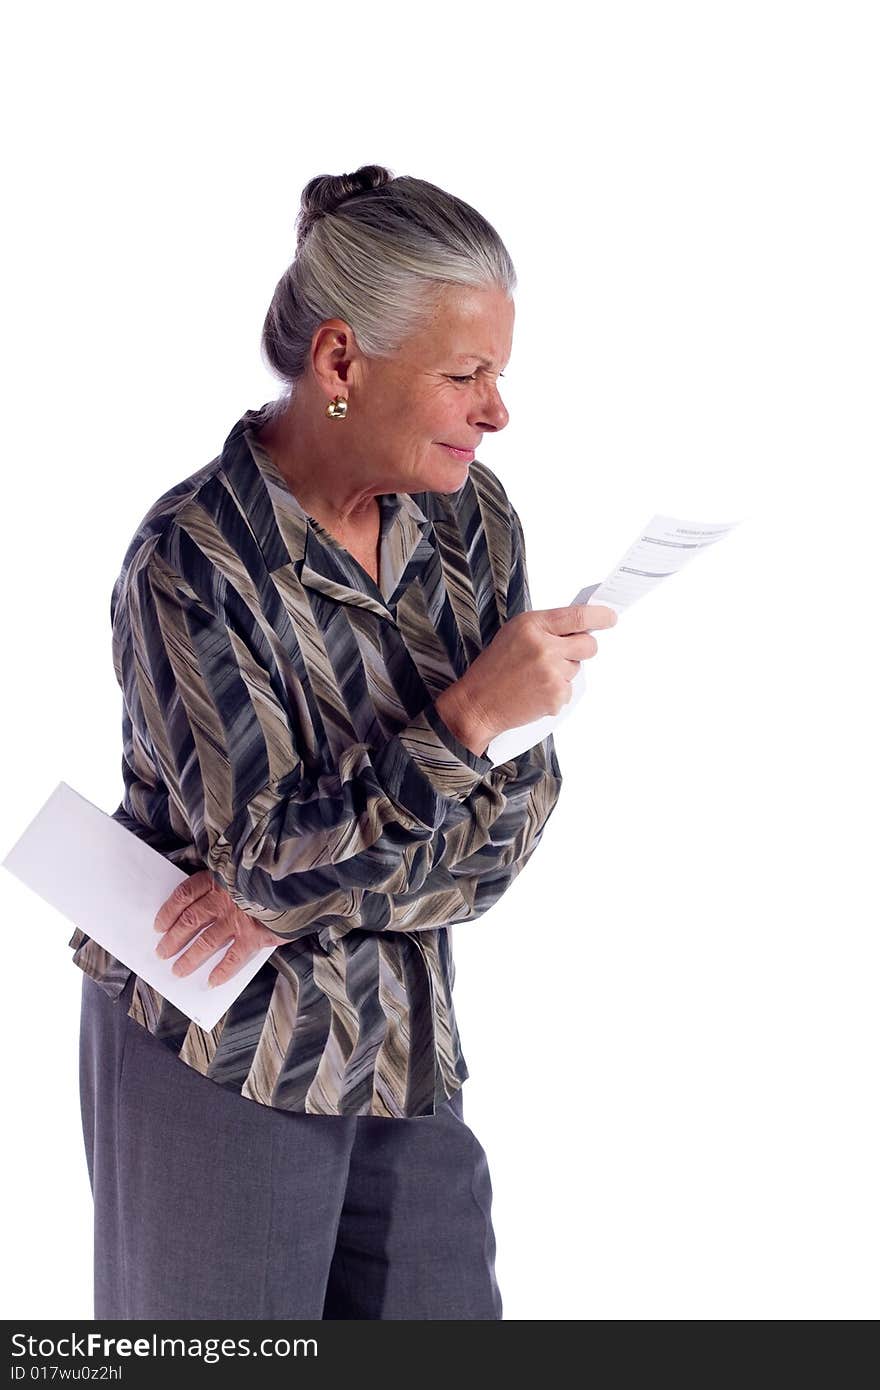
(153, 869, 289, 987)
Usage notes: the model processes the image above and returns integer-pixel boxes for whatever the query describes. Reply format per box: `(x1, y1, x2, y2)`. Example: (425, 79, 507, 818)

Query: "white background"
(1, 0, 877, 1321)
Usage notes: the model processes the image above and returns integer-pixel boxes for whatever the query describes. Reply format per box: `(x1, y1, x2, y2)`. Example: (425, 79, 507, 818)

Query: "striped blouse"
(68, 402, 563, 1117)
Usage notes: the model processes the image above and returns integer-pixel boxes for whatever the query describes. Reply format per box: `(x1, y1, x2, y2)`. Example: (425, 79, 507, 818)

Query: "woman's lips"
(438, 443, 475, 461)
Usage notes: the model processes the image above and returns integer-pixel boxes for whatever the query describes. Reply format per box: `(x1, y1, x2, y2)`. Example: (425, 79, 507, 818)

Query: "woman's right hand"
(436, 603, 617, 753)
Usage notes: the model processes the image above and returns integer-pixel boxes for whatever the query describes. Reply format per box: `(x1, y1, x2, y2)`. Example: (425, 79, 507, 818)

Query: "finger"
(554, 631, 599, 661)
(156, 901, 219, 959)
(207, 938, 262, 988)
(166, 924, 234, 978)
(539, 604, 618, 635)
(154, 869, 217, 934)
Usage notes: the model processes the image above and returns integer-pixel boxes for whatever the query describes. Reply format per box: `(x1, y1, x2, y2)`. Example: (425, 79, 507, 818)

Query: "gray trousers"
(78, 972, 503, 1320)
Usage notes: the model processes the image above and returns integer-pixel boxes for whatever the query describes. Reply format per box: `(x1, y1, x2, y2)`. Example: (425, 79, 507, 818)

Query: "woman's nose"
(472, 385, 509, 433)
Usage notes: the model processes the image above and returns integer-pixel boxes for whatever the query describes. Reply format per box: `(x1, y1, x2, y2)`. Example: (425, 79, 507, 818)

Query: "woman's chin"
(397, 449, 473, 497)
(423, 460, 471, 494)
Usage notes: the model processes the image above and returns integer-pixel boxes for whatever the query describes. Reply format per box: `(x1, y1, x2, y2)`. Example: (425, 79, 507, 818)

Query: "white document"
(487, 512, 741, 764)
(2, 781, 278, 1030)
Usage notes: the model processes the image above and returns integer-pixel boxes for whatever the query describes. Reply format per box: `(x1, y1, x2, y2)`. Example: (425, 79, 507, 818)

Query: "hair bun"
(296, 164, 393, 246)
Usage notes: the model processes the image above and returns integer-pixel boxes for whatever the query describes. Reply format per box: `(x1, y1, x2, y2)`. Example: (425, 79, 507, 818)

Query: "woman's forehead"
(424, 287, 514, 362)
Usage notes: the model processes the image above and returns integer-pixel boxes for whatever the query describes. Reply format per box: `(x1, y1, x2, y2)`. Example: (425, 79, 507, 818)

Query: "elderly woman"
(70, 165, 614, 1321)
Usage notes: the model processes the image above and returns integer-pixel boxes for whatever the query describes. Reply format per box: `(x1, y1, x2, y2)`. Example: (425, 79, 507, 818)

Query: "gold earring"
(325, 395, 348, 421)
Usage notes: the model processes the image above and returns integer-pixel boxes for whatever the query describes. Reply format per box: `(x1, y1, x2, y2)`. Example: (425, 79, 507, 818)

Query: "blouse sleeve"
(369, 500, 563, 934)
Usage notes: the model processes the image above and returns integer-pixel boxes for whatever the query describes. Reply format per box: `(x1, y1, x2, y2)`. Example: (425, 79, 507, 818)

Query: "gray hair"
(260, 164, 516, 410)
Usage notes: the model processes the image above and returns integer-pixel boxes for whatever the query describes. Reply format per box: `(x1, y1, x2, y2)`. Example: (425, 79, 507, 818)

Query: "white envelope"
(2, 781, 278, 1030)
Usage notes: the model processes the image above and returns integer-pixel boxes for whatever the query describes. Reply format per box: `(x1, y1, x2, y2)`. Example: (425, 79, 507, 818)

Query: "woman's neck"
(255, 401, 380, 531)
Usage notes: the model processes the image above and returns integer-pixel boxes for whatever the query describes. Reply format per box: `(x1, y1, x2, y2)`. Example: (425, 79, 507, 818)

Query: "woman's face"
(345, 283, 514, 495)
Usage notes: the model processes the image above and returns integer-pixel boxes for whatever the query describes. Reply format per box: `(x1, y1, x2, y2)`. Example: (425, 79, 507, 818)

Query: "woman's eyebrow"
(454, 354, 509, 368)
